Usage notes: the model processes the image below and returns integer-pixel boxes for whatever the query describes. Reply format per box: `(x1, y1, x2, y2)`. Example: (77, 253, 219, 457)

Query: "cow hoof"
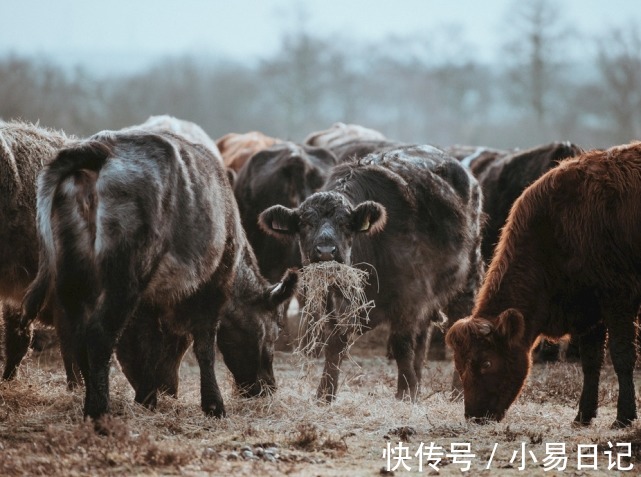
(315, 391, 335, 404)
(204, 404, 226, 418)
(395, 389, 416, 402)
(573, 411, 595, 427)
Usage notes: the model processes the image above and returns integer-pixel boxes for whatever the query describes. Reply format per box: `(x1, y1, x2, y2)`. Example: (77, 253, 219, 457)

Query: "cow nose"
(315, 245, 336, 261)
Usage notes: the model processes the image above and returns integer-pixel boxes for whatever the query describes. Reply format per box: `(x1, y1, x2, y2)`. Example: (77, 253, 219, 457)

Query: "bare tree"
(500, 0, 570, 128)
(595, 23, 641, 143)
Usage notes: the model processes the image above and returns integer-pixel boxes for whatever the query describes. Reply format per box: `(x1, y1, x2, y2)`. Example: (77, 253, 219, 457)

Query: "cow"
(216, 131, 281, 173)
(475, 141, 583, 262)
(445, 142, 641, 428)
(0, 120, 79, 386)
(233, 141, 338, 350)
(259, 145, 484, 402)
(304, 122, 387, 151)
(131, 115, 223, 163)
(20, 129, 298, 421)
(234, 141, 337, 283)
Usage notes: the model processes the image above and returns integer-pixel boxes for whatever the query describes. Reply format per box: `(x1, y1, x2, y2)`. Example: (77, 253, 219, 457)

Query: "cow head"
(445, 309, 530, 422)
(217, 269, 298, 396)
(258, 191, 387, 265)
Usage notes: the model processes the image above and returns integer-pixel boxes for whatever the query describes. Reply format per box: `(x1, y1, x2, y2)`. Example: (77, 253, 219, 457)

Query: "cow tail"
(21, 139, 111, 329)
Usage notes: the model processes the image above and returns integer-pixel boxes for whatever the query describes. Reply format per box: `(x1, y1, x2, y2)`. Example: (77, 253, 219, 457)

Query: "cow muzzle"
(313, 245, 337, 262)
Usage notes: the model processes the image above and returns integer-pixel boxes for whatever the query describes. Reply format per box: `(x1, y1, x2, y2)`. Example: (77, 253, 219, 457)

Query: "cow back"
(324, 145, 482, 308)
(478, 141, 582, 261)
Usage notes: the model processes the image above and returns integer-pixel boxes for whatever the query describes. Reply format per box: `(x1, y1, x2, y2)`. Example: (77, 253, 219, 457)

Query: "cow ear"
(267, 268, 299, 306)
(495, 308, 525, 347)
(351, 201, 387, 235)
(258, 205, 300, 238)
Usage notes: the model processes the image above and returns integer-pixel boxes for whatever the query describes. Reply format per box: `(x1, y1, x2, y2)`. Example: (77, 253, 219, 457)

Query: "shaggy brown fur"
(446, 142, 641, 428)
(0, 120, 78, 385)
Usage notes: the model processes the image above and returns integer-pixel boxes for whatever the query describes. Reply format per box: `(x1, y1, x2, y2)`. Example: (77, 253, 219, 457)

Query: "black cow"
(475, 141, 583, 262)
(21, 129, 297, 421)
(233, 142, 337, 349)
(234, 142, 337, 283)
(259, 145, 484, 402)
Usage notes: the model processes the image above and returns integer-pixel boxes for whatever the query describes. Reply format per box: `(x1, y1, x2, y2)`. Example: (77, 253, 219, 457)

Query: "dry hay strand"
(296, 261, 375, 359)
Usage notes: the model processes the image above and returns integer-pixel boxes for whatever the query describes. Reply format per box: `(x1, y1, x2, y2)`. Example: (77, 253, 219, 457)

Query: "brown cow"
(216, 131, 281, 172)
(446, 142, 641, 428)
(0, 120, 79, 386)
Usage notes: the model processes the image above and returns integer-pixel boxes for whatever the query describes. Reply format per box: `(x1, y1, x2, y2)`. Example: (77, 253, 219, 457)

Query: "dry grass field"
(1, 323, 640, 477)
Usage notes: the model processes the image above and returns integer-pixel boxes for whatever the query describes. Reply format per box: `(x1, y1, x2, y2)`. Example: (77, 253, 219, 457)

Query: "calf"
(21, 129, 297, 420)
(446, 143, 641, 428)
(0, 121, 79, 386)
(259, 145, 483, 402)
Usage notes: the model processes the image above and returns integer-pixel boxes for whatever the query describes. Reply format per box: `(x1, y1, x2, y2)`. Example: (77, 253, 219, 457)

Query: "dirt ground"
(1, 324, 640, 477)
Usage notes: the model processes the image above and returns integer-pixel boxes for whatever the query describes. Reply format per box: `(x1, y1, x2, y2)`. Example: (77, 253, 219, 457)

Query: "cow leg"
(607, 308, 638, 428)
(573, 322, 606, 425)
(156, 333, 190, 397)
(413, 321, 433, 386)
(53, 307, 82, 389)
(192, 326, 225, 417)
(316, 331, 350, 403)
(2, 303, 32, 381)
(82, 279, 139, 421)
(390, 330, 419, 401)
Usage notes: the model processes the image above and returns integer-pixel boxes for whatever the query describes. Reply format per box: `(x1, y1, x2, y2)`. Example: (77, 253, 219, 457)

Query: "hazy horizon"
(3, 0, 640, 75)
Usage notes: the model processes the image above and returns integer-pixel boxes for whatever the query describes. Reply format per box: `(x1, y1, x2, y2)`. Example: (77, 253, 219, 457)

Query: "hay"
(296, 261, 375, 358)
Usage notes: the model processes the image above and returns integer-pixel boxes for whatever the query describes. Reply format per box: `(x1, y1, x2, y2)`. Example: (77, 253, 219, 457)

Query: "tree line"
(1, 0, 640, 150)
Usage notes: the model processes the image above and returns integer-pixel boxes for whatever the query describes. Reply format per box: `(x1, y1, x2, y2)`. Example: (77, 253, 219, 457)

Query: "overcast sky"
(2, 0, 640, 73)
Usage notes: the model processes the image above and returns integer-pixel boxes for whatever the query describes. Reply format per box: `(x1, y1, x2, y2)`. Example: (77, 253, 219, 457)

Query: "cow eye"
(481, 360, 492, 371)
